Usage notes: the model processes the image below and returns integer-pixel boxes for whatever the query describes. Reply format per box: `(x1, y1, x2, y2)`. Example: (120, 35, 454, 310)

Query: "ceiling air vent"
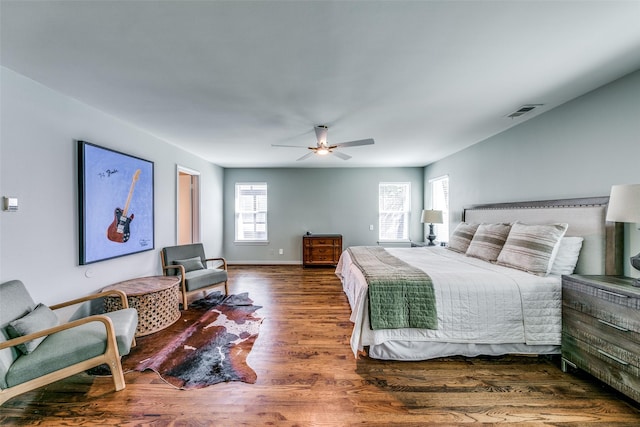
(507, 104, 544, 118)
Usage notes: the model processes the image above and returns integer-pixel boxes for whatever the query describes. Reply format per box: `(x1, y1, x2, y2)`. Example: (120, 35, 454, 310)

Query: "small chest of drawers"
(302, 234, 342, 267)
(561, 274, 640, 403)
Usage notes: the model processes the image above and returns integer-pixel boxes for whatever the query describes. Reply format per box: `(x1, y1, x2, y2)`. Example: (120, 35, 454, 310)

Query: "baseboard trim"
(227, 260, 303, 266)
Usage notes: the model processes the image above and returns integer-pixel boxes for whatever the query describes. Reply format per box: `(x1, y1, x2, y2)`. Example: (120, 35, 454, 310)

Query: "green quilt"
(347, 246, 438, 330)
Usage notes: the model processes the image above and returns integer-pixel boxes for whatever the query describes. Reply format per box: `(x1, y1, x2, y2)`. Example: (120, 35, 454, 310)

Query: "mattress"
(336, 246, 562, 359)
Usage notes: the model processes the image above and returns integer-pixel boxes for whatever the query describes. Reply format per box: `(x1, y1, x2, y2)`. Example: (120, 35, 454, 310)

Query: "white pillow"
(549, 237, 584, 276)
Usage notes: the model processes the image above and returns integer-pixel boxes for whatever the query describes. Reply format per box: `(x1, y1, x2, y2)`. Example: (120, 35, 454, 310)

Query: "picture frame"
(78, 140, 154, 265)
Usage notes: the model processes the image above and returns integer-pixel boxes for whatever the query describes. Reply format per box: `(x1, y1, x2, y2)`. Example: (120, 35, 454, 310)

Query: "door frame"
(176, 165, 201, 244)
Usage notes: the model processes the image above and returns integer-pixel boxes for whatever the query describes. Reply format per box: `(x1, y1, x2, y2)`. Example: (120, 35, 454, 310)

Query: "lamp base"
(630, 252, 640, 287)
(427, 223, 437, 246)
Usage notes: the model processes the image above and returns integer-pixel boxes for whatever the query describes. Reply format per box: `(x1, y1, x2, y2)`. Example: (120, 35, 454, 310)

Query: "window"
(235, 183, 268, 242)
(430, 175, 449, 242)
(379, 182, 411, 241)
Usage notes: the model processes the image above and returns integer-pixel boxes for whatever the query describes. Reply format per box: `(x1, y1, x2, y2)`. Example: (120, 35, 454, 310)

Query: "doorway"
(177, 165, 201, 245)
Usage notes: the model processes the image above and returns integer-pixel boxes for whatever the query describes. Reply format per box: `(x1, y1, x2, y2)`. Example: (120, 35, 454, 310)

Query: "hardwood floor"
(2, 265, 639, 426)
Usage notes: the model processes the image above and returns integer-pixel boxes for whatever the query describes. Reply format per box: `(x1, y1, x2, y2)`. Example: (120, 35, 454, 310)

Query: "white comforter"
(336, 246, 561, 357)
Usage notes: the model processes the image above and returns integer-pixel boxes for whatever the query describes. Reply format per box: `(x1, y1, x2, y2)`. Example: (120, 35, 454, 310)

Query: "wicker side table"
(102, 276, 181, 337)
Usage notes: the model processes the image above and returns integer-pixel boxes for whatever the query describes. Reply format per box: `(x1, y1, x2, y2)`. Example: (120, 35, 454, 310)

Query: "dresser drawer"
(310, 246, 334, 256)
(308, 254, 333, 262)
(305, 238, 339, 247)
(562, 334, 640, 403)
(563, 307, 640, 367)
(562, 281, 640, 335)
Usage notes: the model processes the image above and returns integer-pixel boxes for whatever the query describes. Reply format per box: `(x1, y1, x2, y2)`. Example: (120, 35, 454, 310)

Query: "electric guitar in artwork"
(107, 169, 141, 243)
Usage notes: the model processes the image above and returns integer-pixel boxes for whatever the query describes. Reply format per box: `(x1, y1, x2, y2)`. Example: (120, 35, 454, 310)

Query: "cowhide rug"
(121, 292, 263, 390)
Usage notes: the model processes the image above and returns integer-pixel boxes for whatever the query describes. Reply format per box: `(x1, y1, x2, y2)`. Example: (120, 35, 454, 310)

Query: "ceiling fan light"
(316, 148, 329, 155)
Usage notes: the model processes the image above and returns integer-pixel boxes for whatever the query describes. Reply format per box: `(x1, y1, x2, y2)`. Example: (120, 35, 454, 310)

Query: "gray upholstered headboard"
(462, 197, 623, 275)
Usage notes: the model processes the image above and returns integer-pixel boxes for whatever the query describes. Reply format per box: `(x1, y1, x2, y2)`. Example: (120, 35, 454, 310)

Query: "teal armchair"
(160, 243, 228, 308)
(0, 280, 138, 406)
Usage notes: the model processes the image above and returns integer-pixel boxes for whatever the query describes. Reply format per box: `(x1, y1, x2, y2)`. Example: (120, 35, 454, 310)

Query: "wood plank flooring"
(2, 265, 639, 426)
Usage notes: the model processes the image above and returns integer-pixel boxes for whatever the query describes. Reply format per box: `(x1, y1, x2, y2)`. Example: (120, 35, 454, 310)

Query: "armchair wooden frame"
(0, 290, 135, 406)
(160, 255, 229, 308)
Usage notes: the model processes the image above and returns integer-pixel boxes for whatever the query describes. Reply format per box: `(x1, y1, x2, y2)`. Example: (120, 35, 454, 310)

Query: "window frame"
(234, 182, 268, 243)
(378, 182, 411, 242)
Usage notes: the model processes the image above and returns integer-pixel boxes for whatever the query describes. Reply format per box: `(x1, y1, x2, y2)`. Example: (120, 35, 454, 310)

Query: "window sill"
(234, 241, 269, 245)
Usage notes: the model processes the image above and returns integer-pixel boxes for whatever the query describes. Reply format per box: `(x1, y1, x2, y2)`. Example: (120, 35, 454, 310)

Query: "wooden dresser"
(561, 274, 640, 403)
(302, 234, 342, 267)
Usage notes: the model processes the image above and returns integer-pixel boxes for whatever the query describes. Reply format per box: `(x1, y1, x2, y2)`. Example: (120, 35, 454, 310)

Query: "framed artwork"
(78, 140, 154, 265)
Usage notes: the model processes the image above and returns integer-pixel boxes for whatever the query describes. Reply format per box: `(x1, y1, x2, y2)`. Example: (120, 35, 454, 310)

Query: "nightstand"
(561, 274, 640, 403)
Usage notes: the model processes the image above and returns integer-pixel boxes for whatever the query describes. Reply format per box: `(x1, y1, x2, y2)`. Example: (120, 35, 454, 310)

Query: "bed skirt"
(367, 341, 560, 361)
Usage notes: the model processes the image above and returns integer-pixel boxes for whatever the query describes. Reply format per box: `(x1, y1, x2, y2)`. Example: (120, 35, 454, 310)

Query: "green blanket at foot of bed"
(347, 246, 438, 330)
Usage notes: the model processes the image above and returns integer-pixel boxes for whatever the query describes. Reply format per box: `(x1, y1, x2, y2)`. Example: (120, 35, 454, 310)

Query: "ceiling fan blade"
(314, 125, 328, 143)
(296, 152, 315, 161)
(334, 138, 375, 148)
(332, 151, 352, 160)
(272, 144, 310, 149)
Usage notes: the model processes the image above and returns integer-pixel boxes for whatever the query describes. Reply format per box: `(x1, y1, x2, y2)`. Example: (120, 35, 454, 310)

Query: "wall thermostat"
(3, 197, 18, 212)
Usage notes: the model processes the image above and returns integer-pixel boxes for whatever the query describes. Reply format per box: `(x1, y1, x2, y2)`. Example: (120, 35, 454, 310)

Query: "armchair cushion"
(6, 304, 59, 354)
(173, 256, 205, 273)
(183, 268, 228, 292)
(5, 308, 137, 388)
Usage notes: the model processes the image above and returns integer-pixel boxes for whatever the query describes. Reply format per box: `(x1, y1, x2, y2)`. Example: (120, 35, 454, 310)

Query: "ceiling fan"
(272, 125, 374, 161)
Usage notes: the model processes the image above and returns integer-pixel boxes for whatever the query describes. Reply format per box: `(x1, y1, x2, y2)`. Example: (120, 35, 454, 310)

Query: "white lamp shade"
(606, 184, 640, 223)
(421, 209, 443, 224)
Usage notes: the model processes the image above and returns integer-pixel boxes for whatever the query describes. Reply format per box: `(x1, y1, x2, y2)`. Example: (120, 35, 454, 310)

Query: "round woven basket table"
(102, 276, 181, 337)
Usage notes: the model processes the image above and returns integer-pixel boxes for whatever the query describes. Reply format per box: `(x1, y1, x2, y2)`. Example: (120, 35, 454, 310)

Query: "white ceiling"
(2, 1, 640, 168)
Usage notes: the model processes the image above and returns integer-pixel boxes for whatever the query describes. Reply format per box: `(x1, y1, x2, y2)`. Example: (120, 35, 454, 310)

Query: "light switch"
(3, 197, 18, 212)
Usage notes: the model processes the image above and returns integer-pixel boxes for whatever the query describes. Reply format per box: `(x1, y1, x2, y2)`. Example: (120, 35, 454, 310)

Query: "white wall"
(425, 69, 640, 278)
(0, 67, 224, 305)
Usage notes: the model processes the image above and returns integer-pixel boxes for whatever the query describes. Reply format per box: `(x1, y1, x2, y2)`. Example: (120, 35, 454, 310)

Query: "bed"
(336, 197, 623, 360)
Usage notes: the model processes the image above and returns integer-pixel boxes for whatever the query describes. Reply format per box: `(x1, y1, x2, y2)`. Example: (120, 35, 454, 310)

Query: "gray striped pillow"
(465, 223, 511, 262)
(496, 222, 568, 276)
(447, 222, 479, 253)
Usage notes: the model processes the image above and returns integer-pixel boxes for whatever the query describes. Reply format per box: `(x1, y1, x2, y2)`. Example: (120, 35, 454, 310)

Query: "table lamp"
(605, 184, 640, 287)
(421, 209, 443, 246)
